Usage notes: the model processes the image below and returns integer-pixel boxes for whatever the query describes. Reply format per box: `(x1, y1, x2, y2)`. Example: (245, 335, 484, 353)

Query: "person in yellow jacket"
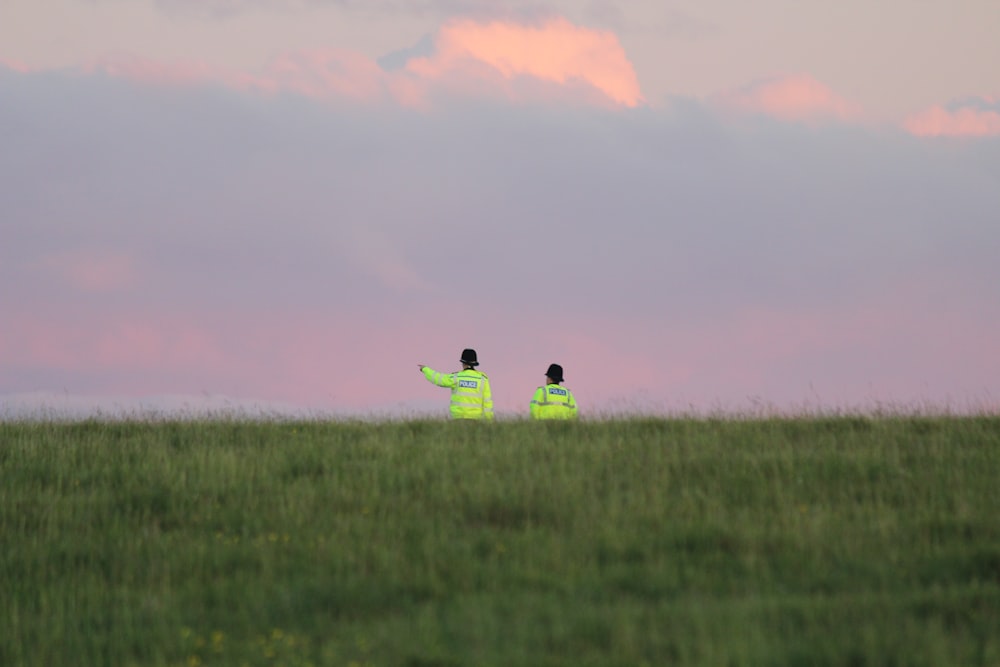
(530, 363, 578, 420)
(418, 348, 494, 420)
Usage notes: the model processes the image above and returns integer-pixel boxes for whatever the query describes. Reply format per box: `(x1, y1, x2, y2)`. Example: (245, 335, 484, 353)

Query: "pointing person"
(530, 363, 578, 420)
(418, 348, 494, 421)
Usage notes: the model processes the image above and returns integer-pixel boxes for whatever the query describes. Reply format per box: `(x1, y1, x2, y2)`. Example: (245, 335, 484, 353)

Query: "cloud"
(34, 249, 138, 293)
(88, 53, 220, 87)
(904, 98, 1000, 137)
(86, 49, 399, 105)
(145, 0, 611, 23)
(404, 16, 645, 107)
(0, 57, 29, 73)
(245, 47, 392, 101)
(1, 59, 998, 415)
(345, 226, 434, 292)
(79, 16, 644, 109)
(148, 0, 284, 19)
(712, 74, 861, 124)
(3, 311, 223, 375)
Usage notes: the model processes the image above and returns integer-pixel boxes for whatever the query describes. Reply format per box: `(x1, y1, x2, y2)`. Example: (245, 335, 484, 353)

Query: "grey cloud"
(2, 68, 999, 331)
(377, 34, 435, 72)
(947, 95, 1000, 112)
(144, 0, 628, 28)
(146, 0, 562, 20)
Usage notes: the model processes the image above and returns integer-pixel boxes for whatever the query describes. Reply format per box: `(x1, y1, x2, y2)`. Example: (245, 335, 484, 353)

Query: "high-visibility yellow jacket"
(530, 383, 578, 420)
(422, 367, 494, 420)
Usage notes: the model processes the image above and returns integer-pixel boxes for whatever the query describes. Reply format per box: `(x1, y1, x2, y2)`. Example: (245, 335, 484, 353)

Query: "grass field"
(1, 416, 999, 666)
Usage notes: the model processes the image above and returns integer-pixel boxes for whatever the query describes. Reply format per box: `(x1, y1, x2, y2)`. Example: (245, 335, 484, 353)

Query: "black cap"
(460, 348, 479, 366)
(545, 363, 564, 383)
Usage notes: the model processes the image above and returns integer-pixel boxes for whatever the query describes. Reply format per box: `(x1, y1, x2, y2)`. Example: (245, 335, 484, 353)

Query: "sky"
(2, 0, 999, 418)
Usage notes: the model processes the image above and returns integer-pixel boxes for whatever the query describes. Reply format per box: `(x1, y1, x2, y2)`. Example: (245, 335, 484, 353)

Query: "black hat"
(545, 363, 564, 383)
(460, 348, 479, 366)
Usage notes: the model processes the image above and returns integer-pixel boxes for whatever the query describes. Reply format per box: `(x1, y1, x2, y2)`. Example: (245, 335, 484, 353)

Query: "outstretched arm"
(421, 366, 457, 388)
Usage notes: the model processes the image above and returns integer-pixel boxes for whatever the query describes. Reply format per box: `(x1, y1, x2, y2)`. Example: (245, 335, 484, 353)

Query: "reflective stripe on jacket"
(530, 384, 578, 420)
(422, 367, 494, 420)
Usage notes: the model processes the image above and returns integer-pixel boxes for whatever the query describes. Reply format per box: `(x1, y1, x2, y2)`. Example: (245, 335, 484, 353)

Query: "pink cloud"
(5, 292, 999, 416)
(1, 302, 665, 414)
(5, 311, 223, 374)
(90, 53, 220, 86)
(87, 50, 400, 106)
(0, 57, 30, 73)
(714, 74, 861, 123)
(654, 290, 1000, 413)
(2, 308, 412, 409)
(244, 48, 388, 102)
(36, 250, 138, 293)
(407, 17, 645, 107)
(74, 17, 643, 109)
(904, 104, 1000, 137)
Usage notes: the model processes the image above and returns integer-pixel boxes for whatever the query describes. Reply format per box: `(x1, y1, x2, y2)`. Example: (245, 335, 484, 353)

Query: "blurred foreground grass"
(1, 416, 999, 666)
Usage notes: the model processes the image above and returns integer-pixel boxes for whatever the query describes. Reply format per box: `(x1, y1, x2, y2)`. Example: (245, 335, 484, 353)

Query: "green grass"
(1, 416, 999, 666)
